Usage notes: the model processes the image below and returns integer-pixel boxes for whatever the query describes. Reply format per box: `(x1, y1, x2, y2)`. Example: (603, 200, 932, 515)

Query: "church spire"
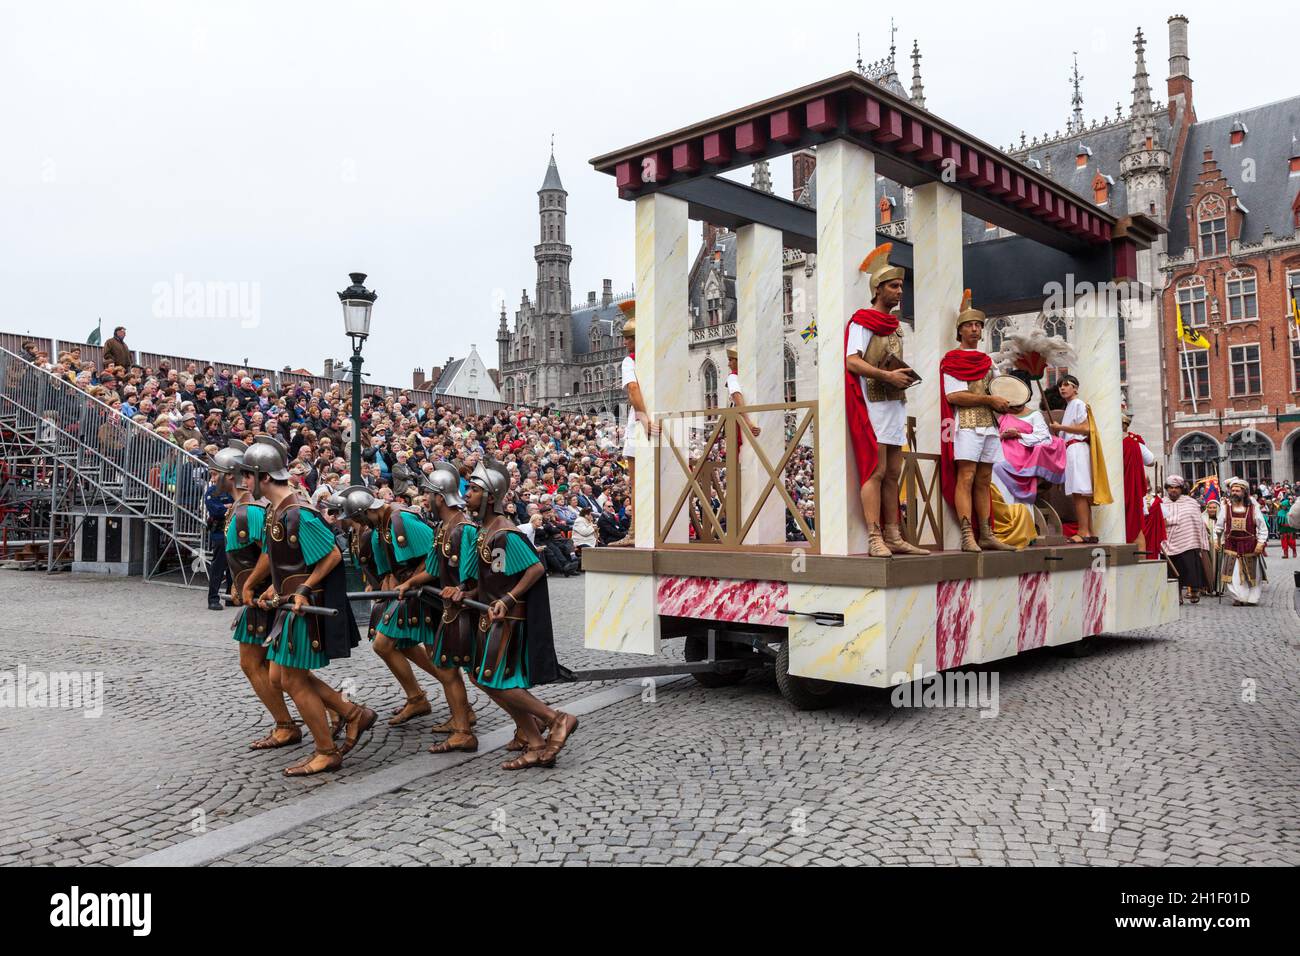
(1128, 27, 1158, 151)
(1069, 53, 1084, 133)
(751, 159, 773, 194)
(909, 40, 926, 109)
(540, 138, 564, 193)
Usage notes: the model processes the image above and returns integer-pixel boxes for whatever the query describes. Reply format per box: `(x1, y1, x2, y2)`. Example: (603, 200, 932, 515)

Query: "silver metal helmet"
(420, 461, 465, 509)
(241, 435, 291, 481)
(467, 458, 510, 517)
(337, 484, 383, 520)
(208, 439, 248, 475)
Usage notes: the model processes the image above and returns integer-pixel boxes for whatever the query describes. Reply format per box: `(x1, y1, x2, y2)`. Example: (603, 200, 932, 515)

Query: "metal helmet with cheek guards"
(240, 435, 290, 496)
(241, 435, 291, 480)
(467, 458, 510, 518)
(337, 484, 384, 521)
(208, 439, 248, 475)
(419, 460, 465, 510)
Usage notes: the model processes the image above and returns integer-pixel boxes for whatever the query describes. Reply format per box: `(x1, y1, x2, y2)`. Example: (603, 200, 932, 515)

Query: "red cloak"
(1142, 492, 1167, 559)
(1122, 432, 1151, 544)
(844, 309, 900, 487)
(938, 349, 993, 508)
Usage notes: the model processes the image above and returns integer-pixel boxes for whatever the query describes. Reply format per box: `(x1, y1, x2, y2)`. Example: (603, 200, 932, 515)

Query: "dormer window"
(1076, 145, 1092, 168)
(1229, 120, 1247, 147)
(1197, 194, 1228, 256)
(879, 196, 894, 224)
(1092, 173, 1112, 205)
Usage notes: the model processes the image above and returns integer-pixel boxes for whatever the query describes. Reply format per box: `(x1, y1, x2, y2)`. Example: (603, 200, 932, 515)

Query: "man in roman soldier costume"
(456, 457, 578, 770)
(389, 461, 480, 754)
(844, 242, 928, 557)
(1121, 412, 1156, 549)
(240, 436, 372, 776)
(939, 290, 1015, 552)
(619, 299, 657, 538)
(1215, 476, 1268, 606)
(214, 440, 301, 750)
(336, 484, 468, 730)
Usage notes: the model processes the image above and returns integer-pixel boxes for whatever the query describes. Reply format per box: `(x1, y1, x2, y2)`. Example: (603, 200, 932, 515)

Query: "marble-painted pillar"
(634, 191, 691, 549)
(814, 140, 875, 556)
(910, 182, 965, 551)
(735, 222, 785, 544)
(1073, 299, 1125, 543)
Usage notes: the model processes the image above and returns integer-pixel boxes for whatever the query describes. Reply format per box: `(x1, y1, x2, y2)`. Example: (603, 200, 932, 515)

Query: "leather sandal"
(327, 709, 345, 740)
(501, 745, 554, 771)
(505, 730, 528, 752)
(539, 712, 579, 763)
(430, 709, 478, 734)
(249, 720, 302, 751)
(284, 747, 343, 777)
(339, 704, 378, 755)
(428, 731, 479, 755)
(388, 693, 432, 726)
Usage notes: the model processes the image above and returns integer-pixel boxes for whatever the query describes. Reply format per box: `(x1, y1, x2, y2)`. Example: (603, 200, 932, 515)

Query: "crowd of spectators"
(16, 328, 821, 571)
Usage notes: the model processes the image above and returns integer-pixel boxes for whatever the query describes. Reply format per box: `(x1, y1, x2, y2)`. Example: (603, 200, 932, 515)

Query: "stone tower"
(535, 150, 573, 400)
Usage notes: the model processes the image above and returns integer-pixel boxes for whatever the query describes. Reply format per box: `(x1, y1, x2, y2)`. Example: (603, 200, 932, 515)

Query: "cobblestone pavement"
(2, 559, 1297, 866)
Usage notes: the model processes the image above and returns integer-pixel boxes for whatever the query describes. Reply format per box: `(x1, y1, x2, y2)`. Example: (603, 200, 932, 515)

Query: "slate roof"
(540, 153, 565, 192)
(1166, 95, 1300, 253)
(569, 300, 626, 357)
(433, 358, 464, 393)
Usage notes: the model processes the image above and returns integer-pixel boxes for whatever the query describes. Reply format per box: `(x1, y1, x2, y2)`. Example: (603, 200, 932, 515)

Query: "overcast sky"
(1, 0, 1292, 386)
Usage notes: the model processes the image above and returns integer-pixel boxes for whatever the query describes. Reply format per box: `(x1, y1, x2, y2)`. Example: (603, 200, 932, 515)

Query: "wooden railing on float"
(902, 417, 944, 550)
(654, 400, 819, 553)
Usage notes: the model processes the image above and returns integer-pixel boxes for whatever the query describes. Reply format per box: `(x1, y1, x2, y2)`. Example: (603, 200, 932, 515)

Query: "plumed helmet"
(468, 457, 511, 515)
(859, 242, 905, 295)
(337, 484, 383, 520)
(419, 461, 465, 509)
(241, 435, 291, 480)
(209, 439, 248, 475)
(955, 288, 986, 332)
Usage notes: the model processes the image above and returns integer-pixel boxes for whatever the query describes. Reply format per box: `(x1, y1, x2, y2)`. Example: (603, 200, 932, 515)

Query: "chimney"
(1167, 15, 1193, 121)
(792, 147, 816, 200)
(588, 290, 597, 306)
(703, 222, 722, 253)
(412, 367, 426, 389)
(601, 279, 612, 307)
(323, 358, 334, 379)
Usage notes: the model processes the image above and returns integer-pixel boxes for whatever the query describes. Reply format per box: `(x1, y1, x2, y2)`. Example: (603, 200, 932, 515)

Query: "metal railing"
(0, 346, 207, 579)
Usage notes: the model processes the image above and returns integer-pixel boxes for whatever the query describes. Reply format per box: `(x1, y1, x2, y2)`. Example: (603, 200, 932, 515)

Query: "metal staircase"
(0, 346, 207, 582)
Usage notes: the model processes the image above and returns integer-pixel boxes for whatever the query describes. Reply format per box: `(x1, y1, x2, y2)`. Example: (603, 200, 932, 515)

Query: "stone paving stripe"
(123, 676, 685, 867)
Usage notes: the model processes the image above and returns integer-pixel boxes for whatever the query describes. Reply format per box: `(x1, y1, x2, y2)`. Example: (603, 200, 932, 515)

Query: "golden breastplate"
(863, 331, 906, 404)
(956, 372, 996, 429)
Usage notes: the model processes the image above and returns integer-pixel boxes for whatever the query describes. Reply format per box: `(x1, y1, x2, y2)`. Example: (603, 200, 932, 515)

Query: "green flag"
(86, 319, 101, 346)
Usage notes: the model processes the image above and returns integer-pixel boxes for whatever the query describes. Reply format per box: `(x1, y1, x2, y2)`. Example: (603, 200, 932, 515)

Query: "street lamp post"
(337, 272, 377, 486)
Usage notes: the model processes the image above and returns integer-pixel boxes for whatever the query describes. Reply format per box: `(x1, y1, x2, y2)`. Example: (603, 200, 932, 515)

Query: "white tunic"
(1062, 398, 1092, 496)
(943, 349, 999, 463)
(621, 355, 644, 459)
(846, 324, 906, 446)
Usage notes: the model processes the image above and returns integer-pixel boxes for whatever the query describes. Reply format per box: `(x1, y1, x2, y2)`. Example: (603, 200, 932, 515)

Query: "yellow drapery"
(991, 484, 1036, 550)
(1085, 404, 1113, 506)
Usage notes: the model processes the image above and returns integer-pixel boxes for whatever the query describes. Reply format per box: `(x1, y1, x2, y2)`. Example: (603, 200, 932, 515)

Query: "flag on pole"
(800, 318, 817, 342)
(1175, 301, 1210, 349)
(1291, 296, 1299, 337)
(86, 319, 102, 346)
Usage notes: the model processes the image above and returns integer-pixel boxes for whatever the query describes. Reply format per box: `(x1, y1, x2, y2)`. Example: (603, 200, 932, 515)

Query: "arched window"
(702, 360, 719, 409)
(1175, 432, 1221, 485)
(593, 367, 604, 393)
(783, 346, 797, 403)
(529, 372, 538, 402)
(1226, 430, 1272, 484)
(582, 369, 592, 394)
(1197, 194, 1228, 256)
(1225, 268, 1258, 321)
(988, 316, 1009, 353)
(1042, 313, 1067, 340)
(1176, 276, 1208, 327)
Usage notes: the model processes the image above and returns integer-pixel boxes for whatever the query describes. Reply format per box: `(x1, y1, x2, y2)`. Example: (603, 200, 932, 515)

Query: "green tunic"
(265, 508, 336, 670)
(471, 532, 539, 690)
(374, 514, 438, 647)
(228, 503, 266, 646)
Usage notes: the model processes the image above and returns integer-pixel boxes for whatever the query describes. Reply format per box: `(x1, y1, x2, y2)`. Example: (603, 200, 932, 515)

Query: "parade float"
(577, 72, 1179, 708)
